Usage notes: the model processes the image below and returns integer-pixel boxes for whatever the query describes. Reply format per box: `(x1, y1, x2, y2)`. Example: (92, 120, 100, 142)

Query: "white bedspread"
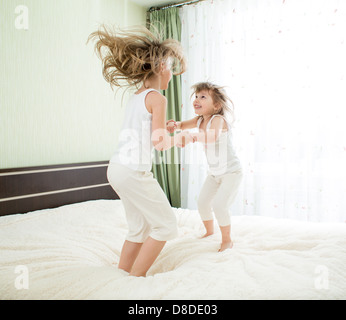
(0, 199, 345, 300)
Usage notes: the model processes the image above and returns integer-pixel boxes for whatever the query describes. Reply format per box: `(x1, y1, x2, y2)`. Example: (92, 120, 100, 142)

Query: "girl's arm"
(166, 116, 199, 133)
(176, 116, 199, 131)
(148, 92, 193, 151)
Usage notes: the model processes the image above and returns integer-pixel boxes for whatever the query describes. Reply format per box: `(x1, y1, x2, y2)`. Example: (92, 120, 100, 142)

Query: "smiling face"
(193, 89, 219, 116)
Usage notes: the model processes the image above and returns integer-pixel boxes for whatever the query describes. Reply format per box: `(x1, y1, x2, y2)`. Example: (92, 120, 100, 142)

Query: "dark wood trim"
(0, 161, 119, 217)
(0, 164, 109, 198)
(0, 185, 117, 216)
(0, 161, 108, 174)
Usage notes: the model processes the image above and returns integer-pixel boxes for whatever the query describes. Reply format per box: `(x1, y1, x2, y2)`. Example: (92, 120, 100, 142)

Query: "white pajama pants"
(197, 170, 243, 226)
(107, 163, 178, 243)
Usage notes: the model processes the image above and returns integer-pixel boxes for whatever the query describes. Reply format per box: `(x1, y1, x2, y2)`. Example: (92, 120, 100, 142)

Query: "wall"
(0, 0, 146, 169)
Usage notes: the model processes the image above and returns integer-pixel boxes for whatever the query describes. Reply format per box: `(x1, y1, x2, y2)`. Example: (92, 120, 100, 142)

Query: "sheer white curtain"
(180, 0, 346, 222)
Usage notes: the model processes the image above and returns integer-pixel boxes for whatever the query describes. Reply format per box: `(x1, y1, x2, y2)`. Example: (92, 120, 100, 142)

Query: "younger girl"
(168, 82, 242, 251)
(89, 26, 191, 276)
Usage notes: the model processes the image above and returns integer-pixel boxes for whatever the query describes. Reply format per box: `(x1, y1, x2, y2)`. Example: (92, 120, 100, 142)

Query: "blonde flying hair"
(191, 82, 235, 125)
(88, 25, 187, 90)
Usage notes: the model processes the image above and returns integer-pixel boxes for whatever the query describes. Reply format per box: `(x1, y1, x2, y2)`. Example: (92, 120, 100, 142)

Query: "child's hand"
(166, 120, 177, 134)
(175, 131, 194, 148)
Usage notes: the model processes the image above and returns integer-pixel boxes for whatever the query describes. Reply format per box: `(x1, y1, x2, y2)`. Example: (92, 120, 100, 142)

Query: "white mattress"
(0, 199, 345, 299)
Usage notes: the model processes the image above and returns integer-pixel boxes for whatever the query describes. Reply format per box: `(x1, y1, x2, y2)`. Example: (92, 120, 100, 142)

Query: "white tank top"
(110, 89, 159, 171)
(197, 115, 242, 176)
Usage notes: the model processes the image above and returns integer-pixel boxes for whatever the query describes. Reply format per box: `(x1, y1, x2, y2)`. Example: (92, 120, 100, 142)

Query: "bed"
(1, 162, 346, 300)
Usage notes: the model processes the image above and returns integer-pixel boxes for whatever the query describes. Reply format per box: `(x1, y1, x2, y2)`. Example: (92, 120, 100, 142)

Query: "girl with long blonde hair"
(89, 25, 191, 276)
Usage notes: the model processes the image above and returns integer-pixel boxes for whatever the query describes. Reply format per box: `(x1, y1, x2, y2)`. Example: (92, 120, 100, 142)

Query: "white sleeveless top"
(197, 115, 242, 176)
(110, 89, 159, 172)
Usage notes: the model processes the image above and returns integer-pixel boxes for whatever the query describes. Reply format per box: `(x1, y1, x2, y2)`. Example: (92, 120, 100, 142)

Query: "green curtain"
(149, 7, 182, 208)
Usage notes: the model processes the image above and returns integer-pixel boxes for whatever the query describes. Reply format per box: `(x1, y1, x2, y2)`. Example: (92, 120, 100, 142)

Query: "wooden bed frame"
(0, 161, 119, 217)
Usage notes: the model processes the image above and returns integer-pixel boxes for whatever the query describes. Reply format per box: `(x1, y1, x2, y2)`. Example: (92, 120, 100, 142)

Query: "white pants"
(107, 163, 178, 243)
(197, 170, 243, 226)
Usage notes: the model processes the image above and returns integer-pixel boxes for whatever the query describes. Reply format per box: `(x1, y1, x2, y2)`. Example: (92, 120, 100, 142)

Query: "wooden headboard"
(0, 161, 119, 217)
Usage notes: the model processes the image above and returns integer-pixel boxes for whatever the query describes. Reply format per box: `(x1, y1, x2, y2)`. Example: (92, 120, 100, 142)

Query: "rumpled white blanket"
(0, 199, 345, 299)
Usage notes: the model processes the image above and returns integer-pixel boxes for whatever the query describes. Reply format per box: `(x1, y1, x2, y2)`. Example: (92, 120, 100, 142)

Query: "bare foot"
(200, 232, 214, 239)
(218, 241, 233, 252)
(201, 220, 214, 239)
